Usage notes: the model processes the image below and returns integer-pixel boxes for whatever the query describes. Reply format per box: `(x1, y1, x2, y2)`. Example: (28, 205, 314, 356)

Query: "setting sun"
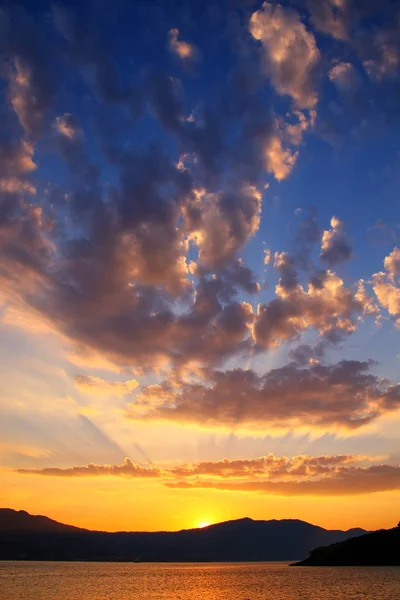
(198, 521, 211, 529)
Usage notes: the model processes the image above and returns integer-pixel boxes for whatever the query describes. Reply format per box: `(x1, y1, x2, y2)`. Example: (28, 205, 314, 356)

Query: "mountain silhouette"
(292, 523, 400, 566)
(0, 509, 367, 562)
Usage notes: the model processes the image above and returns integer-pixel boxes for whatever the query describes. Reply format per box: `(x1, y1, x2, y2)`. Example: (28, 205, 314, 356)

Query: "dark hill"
(0, 509, 87, 534)
(292, 524, 400, 566)
(0, 508, 367, 562)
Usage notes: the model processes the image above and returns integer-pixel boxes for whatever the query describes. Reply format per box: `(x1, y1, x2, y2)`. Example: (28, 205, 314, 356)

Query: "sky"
(0, 0, 400, 533)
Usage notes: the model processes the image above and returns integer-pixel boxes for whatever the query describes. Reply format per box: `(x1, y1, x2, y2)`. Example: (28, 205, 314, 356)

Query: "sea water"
(1, 561, 400, 599)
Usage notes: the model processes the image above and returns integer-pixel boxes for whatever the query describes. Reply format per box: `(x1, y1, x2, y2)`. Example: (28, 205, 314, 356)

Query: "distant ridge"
(0, 509, 368, 562)
(0, 509, 88, 534)
(292, 524, 400, 566)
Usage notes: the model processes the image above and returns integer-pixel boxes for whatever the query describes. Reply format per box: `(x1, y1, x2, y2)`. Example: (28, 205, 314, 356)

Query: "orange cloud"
(169, 454, 362, 478)
(54, 113, 83, 140)
(166, 464, 400, 496)
(18, 454, 400, 497)
(249, 2, 320, 107)
(168, 29, 199, 62)
(372, 247, 400, 324)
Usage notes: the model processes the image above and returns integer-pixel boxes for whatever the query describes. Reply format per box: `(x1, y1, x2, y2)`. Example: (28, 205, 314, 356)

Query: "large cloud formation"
(0, 0, 399, 437)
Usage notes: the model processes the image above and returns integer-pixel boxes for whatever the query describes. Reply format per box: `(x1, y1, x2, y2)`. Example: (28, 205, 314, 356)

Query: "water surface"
(1, 561, 400, 599)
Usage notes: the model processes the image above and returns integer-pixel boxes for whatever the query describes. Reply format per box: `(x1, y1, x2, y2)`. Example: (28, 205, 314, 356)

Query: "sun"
(198, 520, 211, 529)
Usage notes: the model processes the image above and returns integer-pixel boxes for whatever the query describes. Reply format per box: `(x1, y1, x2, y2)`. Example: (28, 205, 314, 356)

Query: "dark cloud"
(320, 216, 353, 267)
(127, 359, 400, 429)
(0, 6, 56, 137)
(306, 0, 350, 41)
(294, 209, 322, 270)
(254, 260, 363, 349)
(288, 342, 326, 365)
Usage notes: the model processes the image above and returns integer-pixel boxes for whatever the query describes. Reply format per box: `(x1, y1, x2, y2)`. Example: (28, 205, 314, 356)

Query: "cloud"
(264, 249, 272, 266)
(294, 209, 322, 269)
(0, 7, 55, 137)
(288, 342, 325, 366)
(361, 21, 400, 81)
(0, 0, 398, 411)
(166, 464, 400, 496)
(372, 247, 400, 323)
(372, 274, 400, 321)
(329, 62, 361, 93)
(0, 2, 323, 384)
(320, 216, 352, 266)
(254, 257, 364, 349)
(307, 0, 349, 41)
(168, 29, 199, 62)
(54, 113, 83, 141)
(249, 2, 320, 107)
(0, 178, 35, 196)
(384, 247, 400, 279)
(0, 138, 36, 177)
(169, 453, 362, 478)
(355, 280, 380, 320)
(17, 457, 161, 478)
(127, 359, 400, 430)
(187, 185, 263, 270)
(9, 59, 41, 135)
(21, 452, 400, 498)
(74, 375, 139, 397)
(264, 132, 298, 180)
(261, 111, 315, 180)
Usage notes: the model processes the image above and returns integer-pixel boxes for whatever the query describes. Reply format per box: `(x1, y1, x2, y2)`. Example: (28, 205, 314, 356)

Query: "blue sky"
(0, 0, 399, 531)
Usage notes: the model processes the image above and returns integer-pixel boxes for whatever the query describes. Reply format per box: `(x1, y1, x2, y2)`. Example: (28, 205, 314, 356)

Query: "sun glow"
(198, 520, 211, 529)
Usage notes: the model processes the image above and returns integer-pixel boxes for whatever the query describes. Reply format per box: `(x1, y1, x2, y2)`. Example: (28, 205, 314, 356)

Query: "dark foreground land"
(292, 525, 400, 566)
(0, 508, 367, 562)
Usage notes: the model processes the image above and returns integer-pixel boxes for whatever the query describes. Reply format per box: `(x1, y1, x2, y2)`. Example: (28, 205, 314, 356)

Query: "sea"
(1, 561, 400, 599)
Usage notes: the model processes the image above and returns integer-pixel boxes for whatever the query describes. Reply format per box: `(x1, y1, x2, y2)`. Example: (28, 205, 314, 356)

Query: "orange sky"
(2, 468, 400, 533)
